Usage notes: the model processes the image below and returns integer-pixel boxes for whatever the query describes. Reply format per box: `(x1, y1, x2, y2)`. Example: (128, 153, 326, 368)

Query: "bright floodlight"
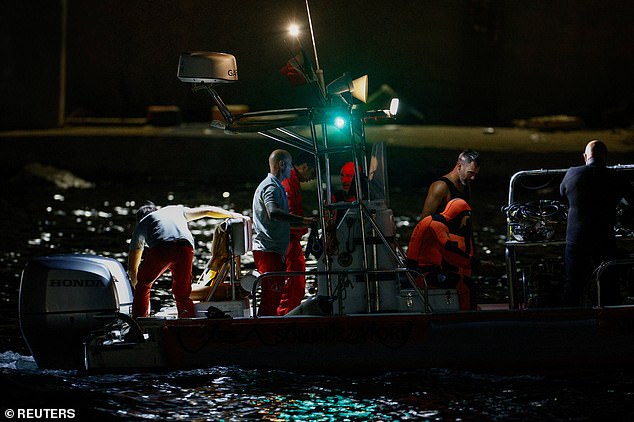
(289, 24, 300, 37)
(389, 98, 400, 116)
(334, 116, 346, 129)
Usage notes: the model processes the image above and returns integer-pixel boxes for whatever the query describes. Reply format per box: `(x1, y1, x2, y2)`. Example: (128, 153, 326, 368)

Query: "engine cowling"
(19, 254, 133, 369)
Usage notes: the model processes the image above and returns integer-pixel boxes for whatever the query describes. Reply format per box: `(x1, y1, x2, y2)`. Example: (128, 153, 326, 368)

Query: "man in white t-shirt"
(128, 202, 243, 318)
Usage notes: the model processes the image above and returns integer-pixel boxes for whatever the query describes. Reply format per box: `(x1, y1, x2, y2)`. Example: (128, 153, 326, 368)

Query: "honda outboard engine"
(19, 254, 133, 369)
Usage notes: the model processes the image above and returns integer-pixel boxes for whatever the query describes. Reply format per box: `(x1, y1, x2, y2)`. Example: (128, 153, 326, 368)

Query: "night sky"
(2, 1, 634, 128)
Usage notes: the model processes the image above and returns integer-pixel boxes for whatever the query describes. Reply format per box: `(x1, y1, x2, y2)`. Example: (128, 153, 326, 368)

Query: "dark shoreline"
(2, 124, 632, 186)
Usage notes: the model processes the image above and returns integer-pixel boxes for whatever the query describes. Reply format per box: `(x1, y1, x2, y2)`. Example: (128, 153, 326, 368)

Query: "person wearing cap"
(333, 160, 368, 204)
(128, 202, 244, 318)
(326, 161, 362, 227)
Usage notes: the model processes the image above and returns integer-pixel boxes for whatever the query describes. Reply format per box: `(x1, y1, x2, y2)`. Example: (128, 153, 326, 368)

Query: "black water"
(1, 176, 633, 421)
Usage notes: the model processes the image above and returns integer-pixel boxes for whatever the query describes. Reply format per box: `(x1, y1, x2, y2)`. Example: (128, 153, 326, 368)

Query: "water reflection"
(4, 353, 632, 421)
(2, 343, 634, 421)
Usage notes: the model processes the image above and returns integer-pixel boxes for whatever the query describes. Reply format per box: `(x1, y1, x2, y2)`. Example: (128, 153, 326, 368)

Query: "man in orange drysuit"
(406, 198, 479, 310)
(277, 152, 316, 315)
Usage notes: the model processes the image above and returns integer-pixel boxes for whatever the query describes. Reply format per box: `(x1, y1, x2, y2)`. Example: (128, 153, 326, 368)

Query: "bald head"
(269, 149, 290, 168)
(268, 149, 292, 180)
(584, 140, 607, 164)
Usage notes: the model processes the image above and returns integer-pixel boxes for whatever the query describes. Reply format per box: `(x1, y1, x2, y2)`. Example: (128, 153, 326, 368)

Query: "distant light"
(389, 98, 399, 116)
(289, 24, 300, 37)
(334, 116, 346, 129)
(222, 191, 230, 198)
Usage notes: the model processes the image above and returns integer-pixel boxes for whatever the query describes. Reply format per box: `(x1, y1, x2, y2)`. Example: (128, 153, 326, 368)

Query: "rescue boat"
(18, 49, 634, 374)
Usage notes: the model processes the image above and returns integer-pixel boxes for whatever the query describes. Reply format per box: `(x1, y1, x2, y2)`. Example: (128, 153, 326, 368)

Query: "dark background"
(2, 0, 634, 129)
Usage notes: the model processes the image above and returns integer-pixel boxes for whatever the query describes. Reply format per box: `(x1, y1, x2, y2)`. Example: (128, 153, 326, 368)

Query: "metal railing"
(249, 268, 429, 317)
(594, 258, 634, 307)
(505, 165, 634, 308)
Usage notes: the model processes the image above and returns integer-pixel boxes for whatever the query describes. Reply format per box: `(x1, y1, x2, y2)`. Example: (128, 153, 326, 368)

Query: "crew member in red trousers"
(278, 152, 316, 315)
(252, 149, 316, 316)
(128, 202, 243, 318)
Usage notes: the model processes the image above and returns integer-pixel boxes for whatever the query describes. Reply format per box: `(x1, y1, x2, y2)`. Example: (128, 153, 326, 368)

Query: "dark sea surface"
(1, 174, 633, 421)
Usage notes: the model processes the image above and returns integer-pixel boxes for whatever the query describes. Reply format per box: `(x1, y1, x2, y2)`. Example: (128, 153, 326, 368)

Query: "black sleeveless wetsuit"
(434, 176, 470, 214)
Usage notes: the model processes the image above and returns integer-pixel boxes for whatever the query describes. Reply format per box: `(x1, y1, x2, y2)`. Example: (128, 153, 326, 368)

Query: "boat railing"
(249, 268, 430, 317)
(594, 258, 634, 307)
(507, 164, 634, 207)
(505, 165, 634, 309)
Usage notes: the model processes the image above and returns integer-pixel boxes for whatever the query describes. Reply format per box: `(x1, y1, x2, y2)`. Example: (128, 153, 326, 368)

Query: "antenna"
(305, 0, 325, 95)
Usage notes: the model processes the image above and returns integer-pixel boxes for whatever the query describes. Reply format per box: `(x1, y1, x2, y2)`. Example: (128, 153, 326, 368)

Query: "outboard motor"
(19, 254, 133, 369)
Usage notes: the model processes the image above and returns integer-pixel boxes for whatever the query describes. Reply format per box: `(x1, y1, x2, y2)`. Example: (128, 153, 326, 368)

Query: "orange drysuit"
(406, 198, 477, 310)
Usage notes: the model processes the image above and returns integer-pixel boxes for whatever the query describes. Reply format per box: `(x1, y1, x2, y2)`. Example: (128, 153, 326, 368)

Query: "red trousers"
(132, 244, 195, 318)
(277, 234, 306, 315)
(253, 250, 286, 316)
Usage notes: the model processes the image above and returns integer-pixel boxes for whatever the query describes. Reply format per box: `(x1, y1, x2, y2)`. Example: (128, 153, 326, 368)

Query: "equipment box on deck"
(195, 298, 251, 318)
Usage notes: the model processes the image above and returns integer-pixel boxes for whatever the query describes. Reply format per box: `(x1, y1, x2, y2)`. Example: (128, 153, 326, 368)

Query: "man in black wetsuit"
(421, 149, 480, 219)
(560, 140, 633, 306)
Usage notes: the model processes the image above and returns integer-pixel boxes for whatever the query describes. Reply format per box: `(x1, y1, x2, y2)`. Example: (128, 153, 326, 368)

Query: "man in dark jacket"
(560, 140, 633, 306)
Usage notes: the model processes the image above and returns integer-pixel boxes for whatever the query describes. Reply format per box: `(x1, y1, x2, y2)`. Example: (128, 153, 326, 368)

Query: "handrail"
(249, 268, 429, 317)
(507, 164, 634, 206)
(507, 168, 567, 206)
(594, 258, 634, 307)
(505, 165, 634, 309)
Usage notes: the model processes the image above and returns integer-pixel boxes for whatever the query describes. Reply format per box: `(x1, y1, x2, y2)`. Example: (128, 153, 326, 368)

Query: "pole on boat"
(305, 0, 325, 95)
